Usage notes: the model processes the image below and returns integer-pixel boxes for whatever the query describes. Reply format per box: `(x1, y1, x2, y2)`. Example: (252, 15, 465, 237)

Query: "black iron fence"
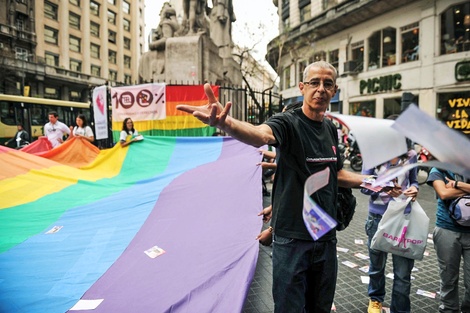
(219, 85, 283, 125)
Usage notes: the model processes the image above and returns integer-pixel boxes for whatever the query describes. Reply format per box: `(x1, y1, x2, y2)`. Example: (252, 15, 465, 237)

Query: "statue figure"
(149, 3, 180, 51)
(179, 0, 209, 35)
(139, 2, 179, 82)
(209, 0, 236, 57)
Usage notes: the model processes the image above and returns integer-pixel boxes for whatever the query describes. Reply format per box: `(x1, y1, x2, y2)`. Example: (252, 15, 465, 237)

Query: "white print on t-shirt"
(306, 157, 337, 163)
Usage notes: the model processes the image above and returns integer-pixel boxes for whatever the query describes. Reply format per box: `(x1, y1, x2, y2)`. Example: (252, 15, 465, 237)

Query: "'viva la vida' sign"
(447, 97, 470, 135)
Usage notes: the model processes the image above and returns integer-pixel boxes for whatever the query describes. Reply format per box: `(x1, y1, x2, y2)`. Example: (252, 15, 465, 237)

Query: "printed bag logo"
(382, 230, 424, 247)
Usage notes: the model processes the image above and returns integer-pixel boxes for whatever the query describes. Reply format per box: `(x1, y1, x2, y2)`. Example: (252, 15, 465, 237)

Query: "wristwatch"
(455, 180, 459, 189)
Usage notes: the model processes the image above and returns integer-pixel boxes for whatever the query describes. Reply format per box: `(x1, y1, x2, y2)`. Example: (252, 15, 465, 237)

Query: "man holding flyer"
(177, 61, 365, 313)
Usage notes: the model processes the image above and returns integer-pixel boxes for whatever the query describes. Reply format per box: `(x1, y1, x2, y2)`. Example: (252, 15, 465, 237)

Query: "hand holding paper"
(302, 167, 338, 240)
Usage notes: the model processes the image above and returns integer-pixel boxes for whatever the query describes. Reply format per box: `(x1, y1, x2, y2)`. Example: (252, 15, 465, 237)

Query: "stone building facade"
(267, 0, 470, 137)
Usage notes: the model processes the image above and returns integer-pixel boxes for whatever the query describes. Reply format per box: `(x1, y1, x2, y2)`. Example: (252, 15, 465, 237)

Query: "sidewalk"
(243, 176, 465, 313)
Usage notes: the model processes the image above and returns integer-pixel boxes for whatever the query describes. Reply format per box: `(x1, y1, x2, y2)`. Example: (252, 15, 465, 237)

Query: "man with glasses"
(44, 111, 70, 148)
(177, 61, 365, 312)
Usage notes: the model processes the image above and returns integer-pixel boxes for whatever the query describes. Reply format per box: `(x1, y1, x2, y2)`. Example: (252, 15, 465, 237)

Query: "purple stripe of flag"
(73, 139, 263, 312)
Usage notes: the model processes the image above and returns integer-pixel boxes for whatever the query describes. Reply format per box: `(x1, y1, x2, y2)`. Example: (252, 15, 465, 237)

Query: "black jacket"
(6, 130, 29, 147)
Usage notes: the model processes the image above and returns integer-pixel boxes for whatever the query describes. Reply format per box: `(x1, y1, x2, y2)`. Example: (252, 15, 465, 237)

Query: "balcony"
(0, 23, 37, 45)
(267, 0, 420, 70)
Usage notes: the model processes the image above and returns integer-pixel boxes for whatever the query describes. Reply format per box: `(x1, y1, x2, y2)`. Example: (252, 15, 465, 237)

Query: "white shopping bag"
(371, 198, 429, 260)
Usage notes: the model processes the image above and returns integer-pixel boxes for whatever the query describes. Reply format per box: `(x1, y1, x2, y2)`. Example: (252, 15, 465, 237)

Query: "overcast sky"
(144, 0, 279, 66)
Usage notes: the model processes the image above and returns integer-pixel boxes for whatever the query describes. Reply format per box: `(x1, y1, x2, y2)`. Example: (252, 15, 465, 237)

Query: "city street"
(243, 167, 465, 313)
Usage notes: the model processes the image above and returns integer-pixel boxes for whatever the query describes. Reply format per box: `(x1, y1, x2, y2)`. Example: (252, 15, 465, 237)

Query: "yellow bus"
(0, 94, 90, 146)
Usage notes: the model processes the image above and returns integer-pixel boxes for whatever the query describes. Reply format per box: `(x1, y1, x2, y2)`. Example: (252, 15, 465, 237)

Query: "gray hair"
(303, 61, 338, 82)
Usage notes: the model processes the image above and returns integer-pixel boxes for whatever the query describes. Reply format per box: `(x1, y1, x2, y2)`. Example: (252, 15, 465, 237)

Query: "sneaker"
(368, 300, 382, 313)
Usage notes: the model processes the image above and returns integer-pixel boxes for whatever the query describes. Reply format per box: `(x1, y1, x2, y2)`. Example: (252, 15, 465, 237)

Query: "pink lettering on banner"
(383, 232, 423, 245)
(111, 83, 166, 122)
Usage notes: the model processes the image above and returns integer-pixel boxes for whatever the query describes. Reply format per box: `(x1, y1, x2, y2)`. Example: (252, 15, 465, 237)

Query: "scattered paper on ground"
(417, 289, 436, 299)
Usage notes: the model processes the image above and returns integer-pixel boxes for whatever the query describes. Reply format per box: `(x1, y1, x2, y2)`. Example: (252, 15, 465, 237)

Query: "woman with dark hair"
(119, 117, 141, 147)
(362, 152, 419, 313)
(71, 114, 94, 142)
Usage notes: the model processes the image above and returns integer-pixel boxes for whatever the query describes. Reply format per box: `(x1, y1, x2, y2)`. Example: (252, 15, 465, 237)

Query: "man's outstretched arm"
(176, 83, 276, 148)
(338, 169, 368, 188)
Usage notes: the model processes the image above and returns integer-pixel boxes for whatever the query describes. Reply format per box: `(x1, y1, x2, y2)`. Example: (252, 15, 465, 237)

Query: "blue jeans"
(272, 234, 337, 313)
(366, 213, 415, 313)
(433, 227, 470, 313)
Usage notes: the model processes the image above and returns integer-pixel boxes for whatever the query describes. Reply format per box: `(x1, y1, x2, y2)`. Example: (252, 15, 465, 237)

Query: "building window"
(69, 12, 80, 30)
(69, 36, 81, 52)
(351, 41, 364, 72)
(329, 49, 339, 70)
(298, 60, 308, 84)
(123, 1, 130, 14)
(70, 0, 80, 6)
(45, 52, 59, 66)
(349, 101, 375, 117)
(123, 19, 131, 32)
(282, 0, 290, 18)
(441, 2, 470, 55)
(109, 30, 116, 43)
(45, 1, 58, 20)
(124, 74, 132, 85)
(15, 48, 29, 60)
(401, 22, 419, 63)
(91, 65, 101, 76)
(384, 98, 402, 119)
(283, 66, 291, 89)
(124, 37, 131, 49)
(108, 10, 116, 25)
(124, 56, 131, 68)
(16, 16, 24, 31)
(109, 50, 117, 64)
(90, 1, 100, 16)
(299, 3, 311, 23)
(70, 59, 81, 73)
(109, 70, 117, 81)
(310, 51, 326, 63)
(282, 0, 290, 30)
(368, 27, 396, 69)
(90, 22, 100, 37)
(91, 44, 100, 58)
(108, 0, 115, 4)
(44, 26, 58, 44)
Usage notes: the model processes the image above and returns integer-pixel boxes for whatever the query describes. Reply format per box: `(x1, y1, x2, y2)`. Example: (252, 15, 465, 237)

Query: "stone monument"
(138, 1, 242, 86)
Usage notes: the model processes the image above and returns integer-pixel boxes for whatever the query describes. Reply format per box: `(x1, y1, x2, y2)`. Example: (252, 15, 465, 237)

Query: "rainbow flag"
(112, 85, 218, 141)
(0, 136, 262, 312)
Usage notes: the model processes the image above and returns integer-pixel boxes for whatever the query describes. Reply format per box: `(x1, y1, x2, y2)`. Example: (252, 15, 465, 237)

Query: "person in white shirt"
(70, 114, 94, 142)
(119, 117, 140, 147)
(43, 111, 70, 148)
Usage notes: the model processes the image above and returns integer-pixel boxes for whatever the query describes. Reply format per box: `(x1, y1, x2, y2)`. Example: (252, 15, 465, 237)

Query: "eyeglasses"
(303, 80, 336, 91)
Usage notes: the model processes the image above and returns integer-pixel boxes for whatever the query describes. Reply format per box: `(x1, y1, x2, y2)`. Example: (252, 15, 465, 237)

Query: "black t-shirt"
(266, 108, 343, 241)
